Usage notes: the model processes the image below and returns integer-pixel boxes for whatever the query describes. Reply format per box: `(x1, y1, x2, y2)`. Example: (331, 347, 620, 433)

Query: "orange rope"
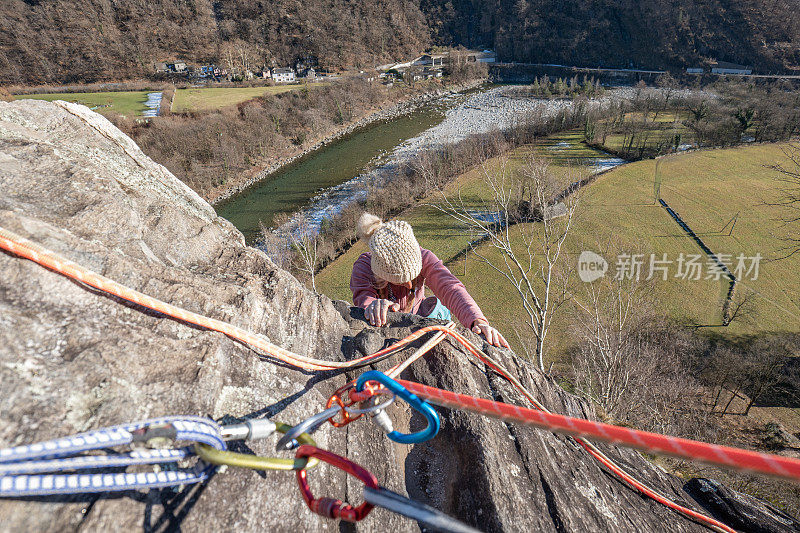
(0, 225, 734, 532)
(0, 226, 448, 372)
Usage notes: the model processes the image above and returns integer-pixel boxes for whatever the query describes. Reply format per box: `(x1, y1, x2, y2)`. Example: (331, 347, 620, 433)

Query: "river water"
(215, 92, 469, 244)
(142, 92, 162, 117)
(215, 85, 643, 244)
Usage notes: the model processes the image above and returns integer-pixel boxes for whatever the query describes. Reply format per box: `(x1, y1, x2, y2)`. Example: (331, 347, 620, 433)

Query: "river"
(215, 92, 468, 244)
(215, 84, 652, 245)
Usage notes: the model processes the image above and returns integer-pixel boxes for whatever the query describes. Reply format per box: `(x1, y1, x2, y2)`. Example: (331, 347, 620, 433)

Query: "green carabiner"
(195, 422, 319, 471)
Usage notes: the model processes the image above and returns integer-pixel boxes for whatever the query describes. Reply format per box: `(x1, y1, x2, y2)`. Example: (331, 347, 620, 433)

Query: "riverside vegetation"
(584, 77, 800, 160)
(112, 78, 458, 202)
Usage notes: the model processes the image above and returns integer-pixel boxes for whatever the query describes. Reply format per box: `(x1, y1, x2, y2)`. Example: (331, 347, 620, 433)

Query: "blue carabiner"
(355, 371, 440, 444)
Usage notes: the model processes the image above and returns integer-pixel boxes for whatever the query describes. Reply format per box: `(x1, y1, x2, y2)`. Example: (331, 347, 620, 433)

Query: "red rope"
(0, 224, 750, 532)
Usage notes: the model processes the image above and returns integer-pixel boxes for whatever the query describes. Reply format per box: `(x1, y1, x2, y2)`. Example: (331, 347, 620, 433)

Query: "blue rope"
(0, 416, 226, 496)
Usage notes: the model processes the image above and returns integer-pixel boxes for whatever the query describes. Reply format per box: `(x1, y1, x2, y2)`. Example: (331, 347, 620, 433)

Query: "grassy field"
(316, 131, 624, 350)
(316, 135, 800, 365)
(14, 91, 150, 116)
(653, 145, 800, 331)
(171, 84, 322, 112)
(596, 111, 697, 156)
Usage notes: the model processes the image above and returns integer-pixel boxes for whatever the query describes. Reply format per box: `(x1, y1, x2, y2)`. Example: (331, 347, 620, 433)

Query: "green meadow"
(316, 134, 800, 365)
(14, 91, 151, 116)
(171, 84, 322, 112)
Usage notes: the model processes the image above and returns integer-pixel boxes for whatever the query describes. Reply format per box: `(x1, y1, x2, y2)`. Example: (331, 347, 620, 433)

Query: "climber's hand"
(472, 320, 510, 348)
(365, 299, 400, 327)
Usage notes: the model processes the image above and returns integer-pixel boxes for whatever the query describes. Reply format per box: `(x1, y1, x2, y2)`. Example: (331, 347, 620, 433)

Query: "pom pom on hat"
(357, 212, 422, 284)
(357, 212, 383, 242)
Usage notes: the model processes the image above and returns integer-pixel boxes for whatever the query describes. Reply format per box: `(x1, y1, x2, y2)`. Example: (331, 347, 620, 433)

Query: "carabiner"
(295, 445, 378, 522)
(275, 406, 341, 451)
(195, 422, 320, 471)
(363, 486, 482, 533)
(343, 389, 395, 415)
(355, 371, 440, 444)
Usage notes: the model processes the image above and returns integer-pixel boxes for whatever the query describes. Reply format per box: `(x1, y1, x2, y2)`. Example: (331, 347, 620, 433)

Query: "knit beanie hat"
(357, 213, 422, 284)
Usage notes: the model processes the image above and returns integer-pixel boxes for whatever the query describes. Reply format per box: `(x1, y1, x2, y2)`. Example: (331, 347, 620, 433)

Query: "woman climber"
(350, 213, 509, 348)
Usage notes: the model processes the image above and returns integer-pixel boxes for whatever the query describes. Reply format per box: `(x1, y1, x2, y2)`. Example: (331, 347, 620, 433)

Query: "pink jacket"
(350, 248, 487, 328)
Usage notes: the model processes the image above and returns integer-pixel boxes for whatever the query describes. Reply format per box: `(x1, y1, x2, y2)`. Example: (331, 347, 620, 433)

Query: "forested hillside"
(1, 0, 798, 84)
(0, 0, 431, 84)
(423, 0, 800, 71)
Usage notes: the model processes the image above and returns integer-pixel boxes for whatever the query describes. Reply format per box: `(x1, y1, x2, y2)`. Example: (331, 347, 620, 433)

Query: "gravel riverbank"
(210, 80, 485, 205)
(274, 85, 710, 237)
(398, 86, 709, 157)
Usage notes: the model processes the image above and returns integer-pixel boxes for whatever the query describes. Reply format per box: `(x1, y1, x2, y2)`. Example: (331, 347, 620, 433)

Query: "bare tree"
(742, 338, 788, 415)
(654, 72, 678, 120)
(570, 265, 654, 418)
(570, 275, 717, 437)
(769, 142, 800, 257)
(704, 335, 791, 417)
(723, 285, 756, 326)
(288, 215, 319, 292)
(259, 220, 293, 270)
(438, 155, 577, 370)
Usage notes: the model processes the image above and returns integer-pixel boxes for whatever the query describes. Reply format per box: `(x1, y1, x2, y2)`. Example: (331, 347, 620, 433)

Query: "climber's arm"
(421, 249, 509, 348)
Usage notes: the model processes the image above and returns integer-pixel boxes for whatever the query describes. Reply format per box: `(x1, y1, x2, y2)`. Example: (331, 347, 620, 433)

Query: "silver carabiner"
(275, 406, 341, 451)
(343, 390, 397, 435)
(220, 418, 277, 441)
(343, 390, 396, 415)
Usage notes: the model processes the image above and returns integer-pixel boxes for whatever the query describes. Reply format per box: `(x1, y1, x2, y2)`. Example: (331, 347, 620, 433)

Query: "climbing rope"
(0, 226, 470, 373)
(346, 371, 748, 533)
(0, 223, 784, 532)
(398, 378, 800, 478)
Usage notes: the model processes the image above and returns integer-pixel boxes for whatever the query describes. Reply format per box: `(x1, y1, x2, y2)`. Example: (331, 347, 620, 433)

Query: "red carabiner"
(295, 445, 379, 522)
(325, 380, 383, 428)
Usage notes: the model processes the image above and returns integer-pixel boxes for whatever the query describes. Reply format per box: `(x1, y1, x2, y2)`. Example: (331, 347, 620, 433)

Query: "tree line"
(112, 79, 429, 200)
(0, 0, 431, 85)
(423, 0, 800, 72)
(584, 78, 800, 160)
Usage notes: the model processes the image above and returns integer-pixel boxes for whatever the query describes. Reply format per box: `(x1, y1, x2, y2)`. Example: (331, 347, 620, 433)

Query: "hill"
(1, 0, 799, 84)
(0, 0, 430, 85)
(423, 0, 800, 72)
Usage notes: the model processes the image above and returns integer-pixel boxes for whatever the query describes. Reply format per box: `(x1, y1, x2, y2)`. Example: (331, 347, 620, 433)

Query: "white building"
(272, 67, 296, 83)
(686, 67, 704, 74)
(710, 61, 752, 75)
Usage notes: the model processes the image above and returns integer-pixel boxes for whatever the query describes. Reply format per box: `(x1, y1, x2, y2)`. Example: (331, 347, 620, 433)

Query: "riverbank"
(253, 87, 603, 278)
(208, 79, 486, 205)
(263, 85, 726, 280)
(273, 85, 635, 236)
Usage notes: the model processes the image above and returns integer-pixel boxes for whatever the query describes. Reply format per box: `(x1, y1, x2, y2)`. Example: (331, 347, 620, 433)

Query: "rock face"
(0, 99, 766, 532)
